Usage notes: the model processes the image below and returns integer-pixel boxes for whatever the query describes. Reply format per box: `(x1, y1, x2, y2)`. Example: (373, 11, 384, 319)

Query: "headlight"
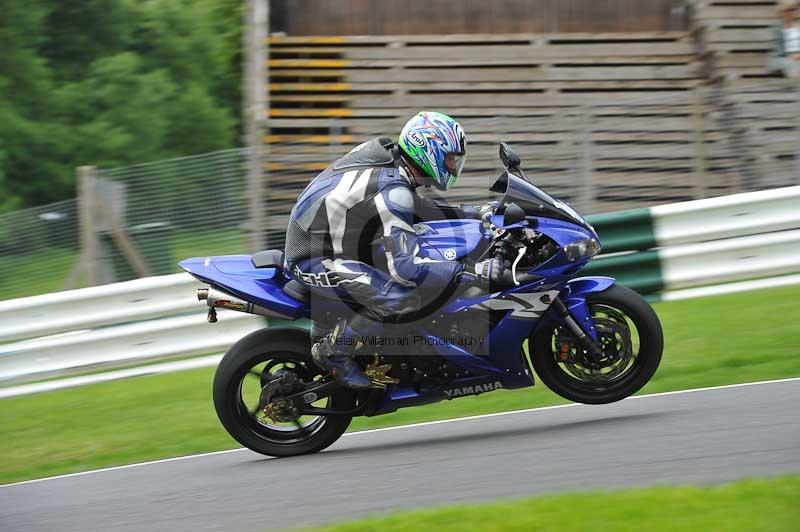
(564, 238, 601, 261)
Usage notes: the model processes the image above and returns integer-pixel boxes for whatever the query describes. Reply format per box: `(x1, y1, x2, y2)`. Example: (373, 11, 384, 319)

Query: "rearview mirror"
(499, 143, 521, 170)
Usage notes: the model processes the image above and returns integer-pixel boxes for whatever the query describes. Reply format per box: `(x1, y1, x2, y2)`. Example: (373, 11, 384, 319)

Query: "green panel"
(587, 207, 656, 254)
(581, 249, 664, 295)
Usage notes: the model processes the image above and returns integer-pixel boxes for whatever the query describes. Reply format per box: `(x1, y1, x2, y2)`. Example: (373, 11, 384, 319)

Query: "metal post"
(795, 81, 800, 185)
(244, 0, 268, 252)
(579, 108, 594, 213)
(692, 85, 708, 199)
(330, 118, 342, 157)
(77, 166, 99, 286)
(717, 82, 745, 193)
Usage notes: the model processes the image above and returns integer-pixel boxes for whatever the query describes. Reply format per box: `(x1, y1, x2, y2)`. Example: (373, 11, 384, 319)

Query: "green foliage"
(164, 84, 236, 156)
(0, 0, 241, 210)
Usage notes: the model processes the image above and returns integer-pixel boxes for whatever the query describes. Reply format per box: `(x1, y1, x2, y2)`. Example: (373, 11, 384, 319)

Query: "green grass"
(307, 476, 800, 532)
(1, 284, 799, 485)
(0, 247, 79, 299)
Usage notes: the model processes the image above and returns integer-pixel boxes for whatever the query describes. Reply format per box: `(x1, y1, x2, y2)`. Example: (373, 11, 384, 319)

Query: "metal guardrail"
(1, 186, 799, 384)
(0, 313, 262, 383)
(661, 229, 800, 289)
(650, 185, 800, 247)
(0, 273, 197, 344)
(584, 185, 800, 293)
(653, 186, 800, 290)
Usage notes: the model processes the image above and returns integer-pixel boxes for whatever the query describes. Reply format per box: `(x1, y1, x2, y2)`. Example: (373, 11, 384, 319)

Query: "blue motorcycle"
(180, 143, 663, 457)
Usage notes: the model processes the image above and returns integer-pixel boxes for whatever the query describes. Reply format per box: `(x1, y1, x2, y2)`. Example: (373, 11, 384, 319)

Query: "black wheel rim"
(549, 302, 642, 391)
(232, 352, 332, 445)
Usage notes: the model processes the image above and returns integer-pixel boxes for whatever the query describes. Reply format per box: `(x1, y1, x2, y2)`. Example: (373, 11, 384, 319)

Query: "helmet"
(398, 111, 467, 191)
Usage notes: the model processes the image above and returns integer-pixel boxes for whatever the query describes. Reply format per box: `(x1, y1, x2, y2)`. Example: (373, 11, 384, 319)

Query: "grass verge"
(307, 475, 800, 532)
(1, 284, 799, 485)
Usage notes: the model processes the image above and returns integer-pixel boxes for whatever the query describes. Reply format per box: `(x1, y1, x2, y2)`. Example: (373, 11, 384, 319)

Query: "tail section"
(179, 253, 306, 320)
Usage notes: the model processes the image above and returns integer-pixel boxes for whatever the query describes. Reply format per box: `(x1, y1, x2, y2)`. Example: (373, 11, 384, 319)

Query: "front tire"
(531, 284, 663, 404)
(213, 328, 355, 457)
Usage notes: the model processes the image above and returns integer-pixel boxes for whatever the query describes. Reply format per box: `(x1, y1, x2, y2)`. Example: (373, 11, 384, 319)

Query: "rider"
(284, 111, 503, 389)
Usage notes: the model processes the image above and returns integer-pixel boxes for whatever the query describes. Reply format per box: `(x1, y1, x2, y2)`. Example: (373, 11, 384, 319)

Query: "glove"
(469, 256, 504, 285)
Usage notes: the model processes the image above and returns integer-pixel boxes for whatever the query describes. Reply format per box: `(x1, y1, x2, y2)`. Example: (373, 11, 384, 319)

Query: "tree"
(0, 0, 70, 208)
(0, 0, 243, 211)
(58, 52, 177, 166)
(40, 0, 135, 80)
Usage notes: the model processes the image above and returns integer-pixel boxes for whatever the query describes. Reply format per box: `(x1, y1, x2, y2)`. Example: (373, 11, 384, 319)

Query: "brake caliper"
(259, 371, 301, 422)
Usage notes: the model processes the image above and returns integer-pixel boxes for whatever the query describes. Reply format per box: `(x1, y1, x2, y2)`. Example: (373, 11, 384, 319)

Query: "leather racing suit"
(284, 137, 480, 358)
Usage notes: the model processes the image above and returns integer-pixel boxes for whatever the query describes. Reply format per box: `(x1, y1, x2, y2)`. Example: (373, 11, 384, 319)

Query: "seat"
(252, 249, 285, 270)
(283, 279, 310, 303)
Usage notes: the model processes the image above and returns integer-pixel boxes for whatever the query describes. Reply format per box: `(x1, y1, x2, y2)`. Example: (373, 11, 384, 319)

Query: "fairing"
(414, 219, 484, 260)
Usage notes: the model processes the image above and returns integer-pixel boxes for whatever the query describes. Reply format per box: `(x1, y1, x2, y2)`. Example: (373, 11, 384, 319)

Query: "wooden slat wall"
(262, 31, 709, 242)
(270, 0, 684, 36)
(691, 0, 781, 80)
(703, 80, 800, 193)
(261, 24, 800, 245)
(688, 1, 800, 196)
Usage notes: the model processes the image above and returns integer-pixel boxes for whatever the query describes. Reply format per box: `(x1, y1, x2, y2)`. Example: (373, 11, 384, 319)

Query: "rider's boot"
(311, 321, 371, 390)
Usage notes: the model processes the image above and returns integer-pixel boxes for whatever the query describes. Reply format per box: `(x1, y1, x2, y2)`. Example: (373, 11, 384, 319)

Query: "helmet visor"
(444, 152, 467, 178)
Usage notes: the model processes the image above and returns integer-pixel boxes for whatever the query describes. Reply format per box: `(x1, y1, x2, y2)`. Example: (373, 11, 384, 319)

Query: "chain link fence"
(0, 150, 251, 300)
(2, 81, 799, 300)
(95, 148, 251, 281)
(0, 199, 80, 300)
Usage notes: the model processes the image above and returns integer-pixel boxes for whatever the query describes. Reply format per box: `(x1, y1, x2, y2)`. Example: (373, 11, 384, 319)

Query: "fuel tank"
(414, 219, 485, 261)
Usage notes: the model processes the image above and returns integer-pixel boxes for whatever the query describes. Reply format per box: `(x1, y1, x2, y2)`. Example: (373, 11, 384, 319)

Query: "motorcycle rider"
(284, 111, 503, 389)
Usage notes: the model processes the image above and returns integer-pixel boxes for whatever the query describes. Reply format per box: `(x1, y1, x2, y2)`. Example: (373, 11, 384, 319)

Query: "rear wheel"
(213, 328, 355, 457)
(531, 284, 663, 404)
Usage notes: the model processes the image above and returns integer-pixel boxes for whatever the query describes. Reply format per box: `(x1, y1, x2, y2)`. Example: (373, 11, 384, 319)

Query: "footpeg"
(364, 355, 400, 389)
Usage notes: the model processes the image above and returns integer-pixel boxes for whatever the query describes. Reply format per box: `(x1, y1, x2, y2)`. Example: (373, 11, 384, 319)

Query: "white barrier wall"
(661, 229, 800, 289)
(651, 186, 800, 246)
(0, 312, 263, 382)
(0, 273, 198, 343)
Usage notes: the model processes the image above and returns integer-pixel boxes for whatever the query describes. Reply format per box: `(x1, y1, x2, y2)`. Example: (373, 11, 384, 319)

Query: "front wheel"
(213, 328, 356, 457)
(531, 284, 663, 404)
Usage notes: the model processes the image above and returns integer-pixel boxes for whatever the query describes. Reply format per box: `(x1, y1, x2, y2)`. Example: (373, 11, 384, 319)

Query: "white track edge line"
(2, 376, 798, 489)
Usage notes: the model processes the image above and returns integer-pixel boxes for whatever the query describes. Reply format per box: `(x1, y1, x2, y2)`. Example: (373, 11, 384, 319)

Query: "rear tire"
(531, 284, 663, 404)
(213, 327, 355, 457)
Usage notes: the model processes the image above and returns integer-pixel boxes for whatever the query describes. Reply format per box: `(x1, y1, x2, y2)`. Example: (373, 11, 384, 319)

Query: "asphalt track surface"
(2, 379, 799, 532)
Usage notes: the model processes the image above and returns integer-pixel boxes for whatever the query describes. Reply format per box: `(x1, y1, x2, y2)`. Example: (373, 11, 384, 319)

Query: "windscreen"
(490, 171, 591, 228)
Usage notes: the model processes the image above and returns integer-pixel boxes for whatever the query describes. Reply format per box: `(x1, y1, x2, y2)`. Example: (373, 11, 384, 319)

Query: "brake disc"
(557, 313, 634, 383)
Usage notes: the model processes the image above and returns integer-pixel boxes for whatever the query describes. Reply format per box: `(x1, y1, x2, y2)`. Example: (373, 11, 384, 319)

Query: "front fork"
(549, 295, 604, 360)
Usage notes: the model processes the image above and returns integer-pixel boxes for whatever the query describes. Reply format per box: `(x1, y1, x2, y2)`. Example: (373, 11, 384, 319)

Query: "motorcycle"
(179, 143, 663, 457)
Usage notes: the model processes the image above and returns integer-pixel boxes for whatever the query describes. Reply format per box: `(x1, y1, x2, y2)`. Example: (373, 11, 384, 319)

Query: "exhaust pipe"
(197, 287, 293, 322)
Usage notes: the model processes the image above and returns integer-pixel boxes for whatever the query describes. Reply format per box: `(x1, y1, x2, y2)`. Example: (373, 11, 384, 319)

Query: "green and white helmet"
(398, 111, 467, 191)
